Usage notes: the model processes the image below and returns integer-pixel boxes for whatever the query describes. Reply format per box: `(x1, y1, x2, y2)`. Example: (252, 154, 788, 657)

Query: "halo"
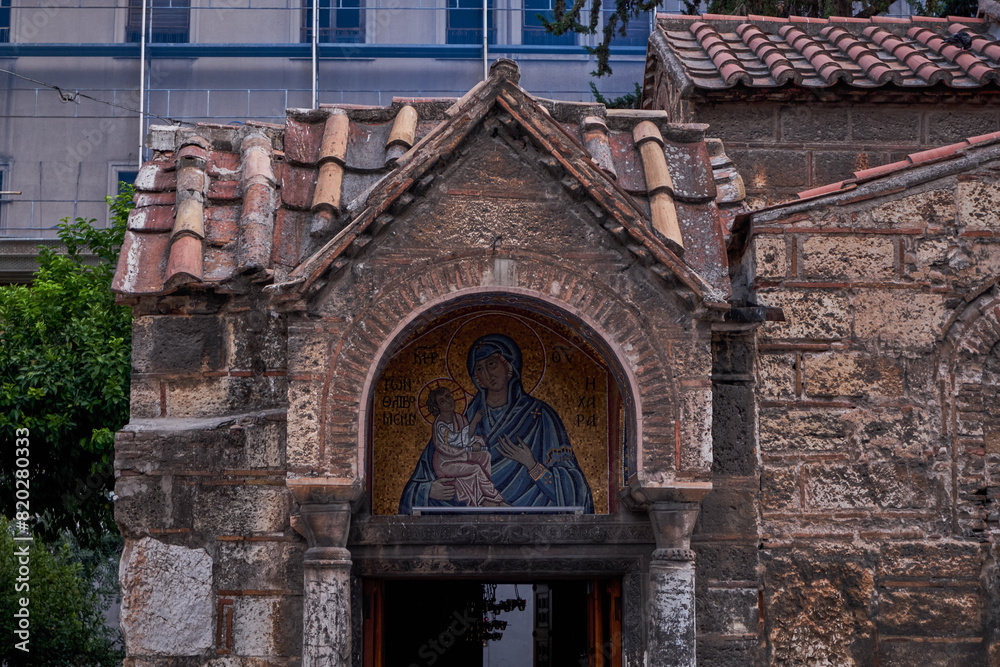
(445, 312, 546, 398)
(416, 378, 468, 425)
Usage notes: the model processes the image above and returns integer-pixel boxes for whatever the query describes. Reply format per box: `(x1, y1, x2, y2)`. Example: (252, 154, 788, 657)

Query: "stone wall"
(115, 290, 305, 664)
(682, 100, 1000, 205)
(746, 157, 1000, 665)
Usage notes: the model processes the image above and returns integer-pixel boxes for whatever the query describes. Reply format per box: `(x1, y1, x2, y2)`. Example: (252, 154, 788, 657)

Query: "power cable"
(0, 67, 188, 125)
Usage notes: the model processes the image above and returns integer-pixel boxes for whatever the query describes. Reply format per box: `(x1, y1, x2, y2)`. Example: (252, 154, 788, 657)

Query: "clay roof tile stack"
(113, 61, 748, 305)
(649, 13, 1000, 94)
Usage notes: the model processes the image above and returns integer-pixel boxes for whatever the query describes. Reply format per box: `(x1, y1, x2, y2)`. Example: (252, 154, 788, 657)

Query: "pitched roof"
(795, 129, 1000, 200)
(647, 12, 1000, 97)
(113, 60, 746, 307)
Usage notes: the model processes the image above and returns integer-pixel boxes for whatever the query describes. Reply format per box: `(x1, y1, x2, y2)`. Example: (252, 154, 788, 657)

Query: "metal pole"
(482, 0, 488, 80)
(139, 0, 148, 161)
(312, 0, 319, 108)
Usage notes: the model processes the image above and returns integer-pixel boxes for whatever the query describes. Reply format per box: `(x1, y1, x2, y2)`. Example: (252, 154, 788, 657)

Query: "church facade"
(113, 20, 1000, 665)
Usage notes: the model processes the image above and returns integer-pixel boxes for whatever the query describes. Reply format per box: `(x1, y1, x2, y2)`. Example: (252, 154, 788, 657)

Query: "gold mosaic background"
(372, 308, 613, 515)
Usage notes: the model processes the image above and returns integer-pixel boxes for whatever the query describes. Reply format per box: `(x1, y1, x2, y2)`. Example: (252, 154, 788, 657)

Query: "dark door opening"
(366, 579, 621, 667)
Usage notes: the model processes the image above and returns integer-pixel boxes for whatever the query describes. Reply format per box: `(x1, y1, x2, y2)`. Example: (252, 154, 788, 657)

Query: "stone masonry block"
(696, 486, 758, 536)
(850, 107, 922, 143)
(130, 376, 162, 419)
(287, 331, 331, 375)
(757, 290, 851, 341)
(192, 484, 289, 535)
(762, 466, 799, 512)
(852, 291, 951, 350)
(878, 589, 984, 636)
(956, 180, 1000, 230)
(730, 148, 809, 190)
(926, 110, 999, 145)
(803, 351, 904, 398)
(757, 353, 797, 400)
(812, 150, 883, 188)
(690, 103, 777, 143)
(287, 381, 322, 469)
(243, 419, 286, 469)
(692, 543, 758, 582)
(801, 235, 896, 280)
(803, 460, 930, 510)
(120, 538, 214, 656)
(779, 106, 850, 143)
(712, 383, 755, 477)
(680, 386, 712, 471)
(231, 596, 302, 657)
(871, 188, 956, 226)
(879, 641, 986, 667)
(132, 315, 224, 374)
(696, 587, 758, 636)
(759, 408, 849, 453)
(878, 541, 983, 580)
(753, 235, 787, 280)
(216, 540, 306, 591)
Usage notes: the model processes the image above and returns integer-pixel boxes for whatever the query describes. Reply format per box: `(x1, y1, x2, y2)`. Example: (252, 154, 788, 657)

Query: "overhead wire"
(0, 67, 188, 125)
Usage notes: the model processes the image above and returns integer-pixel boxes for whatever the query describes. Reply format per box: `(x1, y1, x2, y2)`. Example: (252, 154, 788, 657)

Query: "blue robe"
(399, 334, 594, 514)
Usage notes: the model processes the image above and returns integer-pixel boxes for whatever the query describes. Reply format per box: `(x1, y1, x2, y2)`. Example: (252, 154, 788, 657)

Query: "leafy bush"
(0, 517, 123, 665)
(0, 189, 133, 548)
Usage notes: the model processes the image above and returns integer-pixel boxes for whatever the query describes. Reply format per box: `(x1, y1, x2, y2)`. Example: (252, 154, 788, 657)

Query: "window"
(447, 0, 494, 45)
(0, 0, 10, 43)
(522, 0, 573, 46)
(116, 170, 139, 196)
(301, 0, 364, 44)
(126, 0, 190, 44)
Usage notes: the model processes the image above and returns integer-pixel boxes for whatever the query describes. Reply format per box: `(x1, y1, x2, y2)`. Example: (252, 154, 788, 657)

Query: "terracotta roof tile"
(794, 130, 1000, 200)
(114, 60, 745, 303)
(652, 12, 1000, 92)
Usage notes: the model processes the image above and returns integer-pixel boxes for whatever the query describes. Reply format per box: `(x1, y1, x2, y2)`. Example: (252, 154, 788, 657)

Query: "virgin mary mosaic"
(371, 307, 622, 515)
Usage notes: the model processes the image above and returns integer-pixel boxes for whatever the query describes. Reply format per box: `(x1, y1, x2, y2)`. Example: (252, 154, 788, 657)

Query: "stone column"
(299, 502, 354, 667)
(646, 502, 700, 667)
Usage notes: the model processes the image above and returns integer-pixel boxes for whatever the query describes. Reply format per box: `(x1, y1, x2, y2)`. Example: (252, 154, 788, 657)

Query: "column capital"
(647, 501, 700, 554)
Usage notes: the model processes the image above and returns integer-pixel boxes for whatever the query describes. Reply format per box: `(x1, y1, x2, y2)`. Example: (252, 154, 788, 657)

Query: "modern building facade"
(0, 0, 659, 280)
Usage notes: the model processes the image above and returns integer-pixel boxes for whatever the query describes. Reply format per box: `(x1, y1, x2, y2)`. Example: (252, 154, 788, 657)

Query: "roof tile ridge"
(237, 133, 278, 275)
(946, 23, 1000, 63)
(776, 24, 848, 84)
(164, 136, 209, 290)
(690, 21, 752, 86)
(862, 25, 952, 85)
(906, 24, 1000, 84)
(735, 22, 800, 85)
(819, 24, 901, 85)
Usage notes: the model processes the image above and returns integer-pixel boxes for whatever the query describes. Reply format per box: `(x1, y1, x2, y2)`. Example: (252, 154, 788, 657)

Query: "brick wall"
(687, 101, 1000, 205)
(747, 158, 1000, 665)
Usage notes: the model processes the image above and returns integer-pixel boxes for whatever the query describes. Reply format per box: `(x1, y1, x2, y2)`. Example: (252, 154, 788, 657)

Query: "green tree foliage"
(0, 518, 123, 665)
(545, 0, 978, 77)
(1, 189, 133, 548)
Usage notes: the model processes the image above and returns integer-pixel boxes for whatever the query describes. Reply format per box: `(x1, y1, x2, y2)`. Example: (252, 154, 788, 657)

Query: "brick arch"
(936, 284, 1000, 537)
(315, 254, 686, 491)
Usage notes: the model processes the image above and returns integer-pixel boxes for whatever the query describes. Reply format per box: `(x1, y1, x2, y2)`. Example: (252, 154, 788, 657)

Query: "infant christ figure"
(426, 387, 507, 507)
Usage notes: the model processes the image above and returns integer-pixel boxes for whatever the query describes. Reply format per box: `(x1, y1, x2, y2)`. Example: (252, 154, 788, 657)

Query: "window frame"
(446, 0, 495, 45)
(125, 0, 191, 44)
(301, 0, 365, 44)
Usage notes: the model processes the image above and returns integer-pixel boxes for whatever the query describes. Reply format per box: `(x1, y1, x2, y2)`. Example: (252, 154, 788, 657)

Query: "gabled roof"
(113, 60, 746, 307)
(646, 12, 1000, 99)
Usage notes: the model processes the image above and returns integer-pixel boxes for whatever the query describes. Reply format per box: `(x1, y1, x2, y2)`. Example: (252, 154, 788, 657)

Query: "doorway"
(365, 579, 622, 667)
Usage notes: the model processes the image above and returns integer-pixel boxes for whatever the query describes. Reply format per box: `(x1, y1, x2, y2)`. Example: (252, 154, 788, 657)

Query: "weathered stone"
(956, 180, 1000, 230)
(759, 409, 848, 453)
(780, 106, 850, 143)
(800, 235, 896, 280)
(287, 380, 322, 469)
(757, 352, 797, 399)
(753, 235, 787, 280)
(803, 351, 904, 398)
(119, 538, 214, 656)
(871, 188, 956, 226)
(852, 291, 951, 349)
(757, 290, 852, 341)
(879, 588, 984, 636)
